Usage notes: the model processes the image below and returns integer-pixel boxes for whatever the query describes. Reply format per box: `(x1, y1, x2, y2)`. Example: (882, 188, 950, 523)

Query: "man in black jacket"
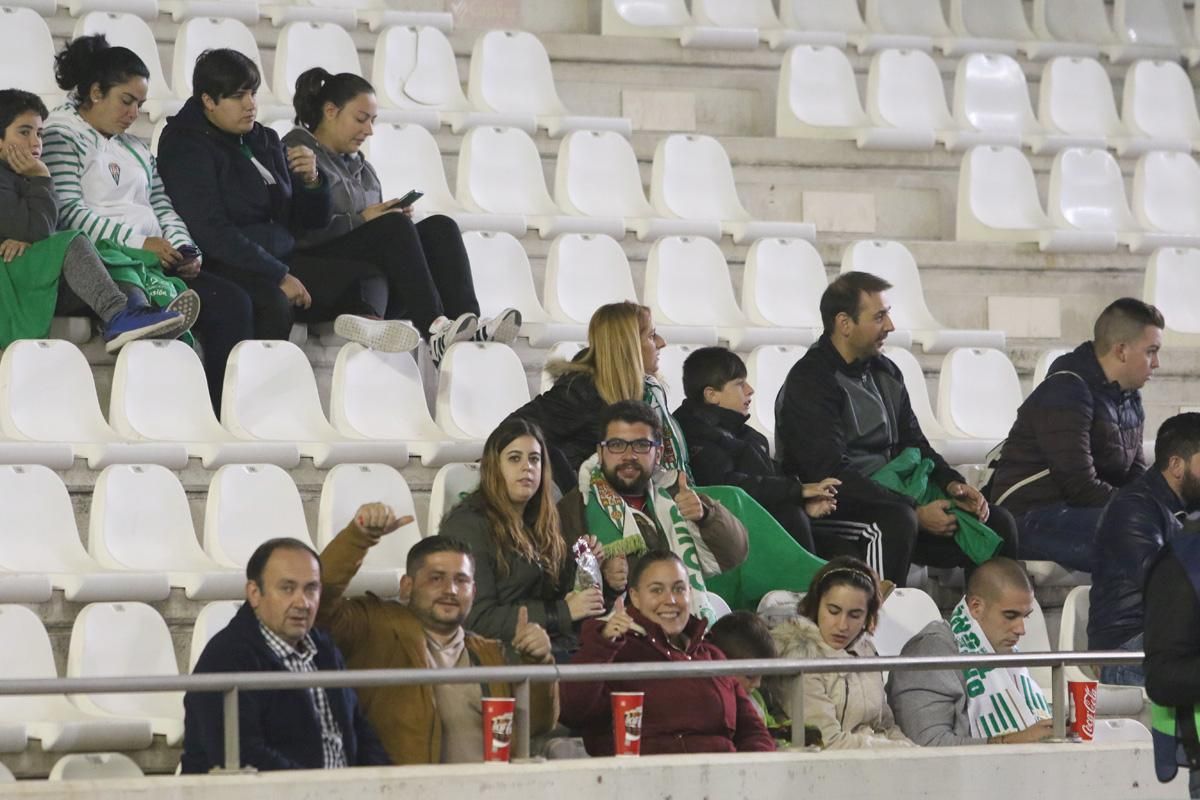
(775, 272, 1017, 585)
(1090, 413, 1200, 686)
(182, 538, 389, 773)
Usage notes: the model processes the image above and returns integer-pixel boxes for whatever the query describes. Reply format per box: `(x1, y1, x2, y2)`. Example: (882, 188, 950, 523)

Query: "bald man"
(887, 558, 1055, 746)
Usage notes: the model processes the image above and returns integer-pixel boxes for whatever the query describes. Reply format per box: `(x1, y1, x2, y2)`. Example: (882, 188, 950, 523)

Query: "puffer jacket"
(1088, 468, 1186, 649)
(770, 616, 912, 749)
(987, 342, 1147, 516)
(508, 370, 606, 493)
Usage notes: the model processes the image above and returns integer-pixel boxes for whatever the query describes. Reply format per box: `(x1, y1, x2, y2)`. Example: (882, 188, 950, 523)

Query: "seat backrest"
(468, 30, 565, 116)
(1112, 0, 1192, 48)
(937, 347, 1023, 439)
(89, 464, 208, 571)
(1038, 56, 1123, 139)
(0, 7, 60, 96)
(555, 129, 654, 218)
(188, 600, 241, 672)
(1133, 151, 1200, 234)
(427, 462, 482, 535)
(779, 0, 867, 33)
(655, 344, 693, 405)
(607, 0, 691, 28)
(651, 134, 746, 222)
(1032, 0, 1116, 44)
(67, 602, 180, 718)
(1145, 248, 1200, 335)
(1024, 596, 1053, 690)
(0, 604, 72, 718)
(110, 340, 227, 441)
(0, 465, 93, 572)
(374, 25, 467, 110)
(880, 345, 947, 438)
(865, 0, 951, 36)
(780, 45, 868, 128)
(331, 345, 442, 440)
(953, 53, 1039, 137)
(1059, 585, 1090, 652)
(745, 345, 807, 439)
(1032, 347, 1072, 387)
(692, 0, 779, 28)
(273, 21, 360, 105)
(960, 145, 1049, 230)
(545, 233, 638, 324)
(742, 237, 827, 328)
(49, 753, 144, 782)
(839, 240, 942, 331)
(1048, 147, 1137, 232)
(203, 464, 314, 567)
(74, 12, 171, 101)
(363, 122, 456, 212)
(222, 340, 334, 441)
(457, 125, 559, 216)
(462, 230, 549, 323)
(645, 236, 746, 327)
(435, 343, 532, 441)
(873, 587, 943, 657)
(868, 48, 953, 131)
(1122, 59, 1200, 142)
(951, 0, 1035, 39)
(174, 17, 271, 100)
(317, 464, 422, 569)
(0, 339, 111, 442)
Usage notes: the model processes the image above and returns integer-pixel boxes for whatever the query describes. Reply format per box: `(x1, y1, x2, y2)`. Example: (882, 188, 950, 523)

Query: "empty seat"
(944, 0, 1037, 56)
(860, 0, 951, 53)
(161, 0, 260, 23)
(49, 753, 144, 781)
(683, 0, 778, 50)
(865, 48, 953, 150)
(0, 464, 169, 602)
(1024, 597, 1053, 690)
(271, 21, 359, 107)
(554, 130, 722, 242)
(1107, 0, 1193, 63)
(264, 0, 450, 33)
(222, 340, 408, 468)
(434, 343, 532, 443)
(457, 126, 624, 239)
(540, 342, 587, 393)
(363, 123, 526, 235)
(172, 16, 290, 122)
(1059, 585, 1146, 715)
(1031, 56, 1146, 156)
(654, 344, 693, 405)
(426, 462, 481, 535)
(1032, 347, 1072, 387)
(67, 602, 184, 745)
(880, 345, 989, 465)
(840, 240, 1005, 352)
(468, 30, 631, 137)
(74, 12, 175, 119)
(89, 464, 243, 601)
(1144, 247, 1200, 347)
(601, 0, 691, 39)
(740, 237, 825, 344)
(0, 7, 63, 107)
(110, 340, 300, 468)
(543, 234, 639, 332)
(873, 587, 942, 656)
(330, 344, 482, 467)
(1131, 151, 1200, 249)
(744, 345, 807, 451)
(462, 230, 575, 347)
(203, 463, 315, 568)
(188, 600, 241, 671)
(1029, 0, 1114, 58)
(651, 134, 815, 244)
(775, 0, 868, 49)
(944, 53, 1043, 150)
(935, 348, 1023, 446)
(1121, 60, 1200, 154)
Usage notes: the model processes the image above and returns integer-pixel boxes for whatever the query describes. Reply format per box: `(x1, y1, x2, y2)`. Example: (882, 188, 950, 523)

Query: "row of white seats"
(606, 0, 1196, 64)
(0, 752, 145, 781)
(780, 48, 1200, 157)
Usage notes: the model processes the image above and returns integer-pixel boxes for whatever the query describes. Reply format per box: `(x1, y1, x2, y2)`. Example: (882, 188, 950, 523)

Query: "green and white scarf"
(643, 375, 692, 488)
(578, 454, 717, 623)
(949, 597, 1050, 738)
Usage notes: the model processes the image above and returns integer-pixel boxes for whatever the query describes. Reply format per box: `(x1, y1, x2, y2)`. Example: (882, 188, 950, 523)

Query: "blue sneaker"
(103, 305, 187, 354)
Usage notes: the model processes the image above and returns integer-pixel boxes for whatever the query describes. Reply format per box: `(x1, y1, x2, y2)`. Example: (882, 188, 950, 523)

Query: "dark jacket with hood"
(509, 370, 606, 493)
(987, 342, 1147, 516)
(775, 334, 964, 506)
(156, 97, 332, 284)
(280, 125, 382, 251)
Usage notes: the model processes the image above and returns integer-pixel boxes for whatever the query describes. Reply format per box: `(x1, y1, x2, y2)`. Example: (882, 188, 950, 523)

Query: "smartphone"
(169, 244, 200, 273)
(389, 189, 424, 209)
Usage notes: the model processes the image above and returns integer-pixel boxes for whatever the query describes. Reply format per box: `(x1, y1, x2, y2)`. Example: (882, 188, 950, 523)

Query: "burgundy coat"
(560, 606, 774, 755)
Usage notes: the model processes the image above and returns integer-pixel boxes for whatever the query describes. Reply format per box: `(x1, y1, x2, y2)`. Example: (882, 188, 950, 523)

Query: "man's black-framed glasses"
(599, 438, 660, 455)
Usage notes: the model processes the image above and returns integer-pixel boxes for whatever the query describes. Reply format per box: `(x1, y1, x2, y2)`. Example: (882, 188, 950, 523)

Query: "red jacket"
(560, 607, 775, 755)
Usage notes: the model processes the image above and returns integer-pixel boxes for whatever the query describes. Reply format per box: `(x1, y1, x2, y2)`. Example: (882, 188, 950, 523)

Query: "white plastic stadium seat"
(744, 345, 806, 452)
(943, 53, 1044, 151)
(860, 0, 951, 53)
(89, 464, 243, 601)
(111, 340, 300, 468)
(683, 0, 777, 50)
(864, 48, 953, 151)
(0, 7, 64, 107)
(316, 464, 422, 596)
(0, 605, 152, 753)
(331, 345, 482, 467)
(161, 0, 260, 24)
(654, 345, 693, 406)
(48, 753, 144, 781)
(540, 342, 586, 394)
(1121, 60, 1200, 154)
(222, 340, 408, 468)
(1107, 0, 1193, 63)
(943, 0, 1038, 56)
(188, 600, 241, 672)
(1094, 719, 1152, 743)
(651, 134, 815, 244)
(776, 0, 869, 49)
(1060, 586, 1148, 717)
(936, 348, 1023, 447)
(1143, 248, 1200, 347)
(0, 339, 188, 469)
(172, 17, 290, 122)
(841, 240, 1005, 353)
(426, 462, 481, 535)
(554, 130, 722, 242)
(468, 30, 631, 138)
(1030, 57, 1148, 156)
(203, 463, 316, 569)
(457, 126, 624, 239)
(740, 238, 825, 344)
(272, 21, 359, 107)
(874, 587, 942, 656)
(264, 0, 450, 33)
(543, 234, 639, 332)
(601, 0, 691, 39)
(1131, 152, 1200, 250)
(74, 12, 175, 119)
(1024, 597, 1054, 690)
(434, 343, 531, 444)
(1028, 0, 1114, 58)
(1032, 347, 1072, 387)
(364, 123, 526, 235)
(67, 603, 184, 745)
(880, 345, 986, 465)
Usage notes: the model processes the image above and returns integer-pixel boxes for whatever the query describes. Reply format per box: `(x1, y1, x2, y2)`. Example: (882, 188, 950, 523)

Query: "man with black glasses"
(557, 400, 748, 613)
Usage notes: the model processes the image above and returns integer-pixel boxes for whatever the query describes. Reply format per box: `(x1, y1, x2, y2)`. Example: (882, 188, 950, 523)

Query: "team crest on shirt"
(108, 162, 121, 185)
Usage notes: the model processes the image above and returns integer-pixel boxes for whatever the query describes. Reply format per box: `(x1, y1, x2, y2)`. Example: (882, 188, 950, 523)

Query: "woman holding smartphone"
(280, 66, 521, 363)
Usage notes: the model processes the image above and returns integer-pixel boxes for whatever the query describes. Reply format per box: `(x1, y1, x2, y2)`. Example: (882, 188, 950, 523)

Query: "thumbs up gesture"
(512, 606, 553, 664)
(352, 502, 414, 543)
(674, 472, 704, 522)
(600, 595, 636, 643)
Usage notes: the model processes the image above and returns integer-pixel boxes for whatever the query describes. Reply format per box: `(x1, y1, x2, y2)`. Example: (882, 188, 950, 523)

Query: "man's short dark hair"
(405, 535, 474, 576)
(682, 347, 747, 402)
(599, 400, 663, 442)
(0, 89, 49, 137)
(1093, 298, 1164, 355)
(246, 537, 321, 587)
(1154, 413, 1200, 471)
(820, 271, 893, 334)
(629, 549, 684, 588)
(709, 611, 777, 660)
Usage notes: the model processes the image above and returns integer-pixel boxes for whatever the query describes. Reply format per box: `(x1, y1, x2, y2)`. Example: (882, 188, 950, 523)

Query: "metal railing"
(0, 651, 1142, 771)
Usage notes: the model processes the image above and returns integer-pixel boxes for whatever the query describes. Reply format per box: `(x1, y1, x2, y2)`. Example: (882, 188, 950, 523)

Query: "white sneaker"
(429, 312, 478, 365)
(334, 315, 420, 353)
(165, 289, 202, 334)
(475, 307, 522, 345)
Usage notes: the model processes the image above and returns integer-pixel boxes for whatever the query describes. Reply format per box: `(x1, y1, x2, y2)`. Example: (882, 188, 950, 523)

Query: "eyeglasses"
(599, 438, 660, 455)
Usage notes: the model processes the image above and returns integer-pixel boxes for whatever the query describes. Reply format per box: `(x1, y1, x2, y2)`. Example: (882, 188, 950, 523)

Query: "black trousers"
(761, 499, 816, 554)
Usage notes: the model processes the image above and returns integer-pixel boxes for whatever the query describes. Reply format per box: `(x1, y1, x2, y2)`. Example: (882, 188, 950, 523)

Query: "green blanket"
(0, 230, 80, 348)
(870, 448, 1002, 565)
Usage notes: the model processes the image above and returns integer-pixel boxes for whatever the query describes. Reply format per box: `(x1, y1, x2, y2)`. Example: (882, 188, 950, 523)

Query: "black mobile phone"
(390, 189, 423, 209)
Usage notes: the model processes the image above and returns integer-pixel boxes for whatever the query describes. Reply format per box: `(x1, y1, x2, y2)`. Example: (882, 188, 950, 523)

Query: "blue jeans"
(1098, 633, 1145, 687)
(1015, 503, 1104, 573)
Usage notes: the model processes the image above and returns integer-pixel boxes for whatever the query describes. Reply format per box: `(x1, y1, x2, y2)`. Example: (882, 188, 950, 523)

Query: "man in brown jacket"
(317, 503, 559, 764)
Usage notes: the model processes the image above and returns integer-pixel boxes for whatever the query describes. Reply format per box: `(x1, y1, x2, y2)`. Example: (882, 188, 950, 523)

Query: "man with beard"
(775, 271, 1018, 585)
(557, 400, 749, 613)
(316, 505, 559, 764)
(1089, 413, 1200, 687)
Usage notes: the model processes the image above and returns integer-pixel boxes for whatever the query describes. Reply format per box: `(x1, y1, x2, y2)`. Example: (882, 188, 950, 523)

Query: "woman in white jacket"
(771, 557, 913, 749)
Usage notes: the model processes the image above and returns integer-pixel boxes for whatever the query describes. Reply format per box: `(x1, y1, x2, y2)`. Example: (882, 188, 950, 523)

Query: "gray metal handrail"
(8, 651, 1141, 771)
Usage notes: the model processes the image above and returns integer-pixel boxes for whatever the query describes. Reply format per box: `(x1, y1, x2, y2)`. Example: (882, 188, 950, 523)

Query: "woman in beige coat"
(771, 557, 913, 749)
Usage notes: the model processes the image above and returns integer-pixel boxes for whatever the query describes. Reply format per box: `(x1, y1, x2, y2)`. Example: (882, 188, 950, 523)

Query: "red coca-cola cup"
(1068, 680, 1098, 741)
(611, 692, 645, 756)
(481, 697, 516, 762)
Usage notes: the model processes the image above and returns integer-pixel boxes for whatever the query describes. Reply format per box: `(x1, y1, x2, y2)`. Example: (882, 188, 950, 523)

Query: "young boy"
(0, 88, 192, 351)
(674, 346, 839, 554)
